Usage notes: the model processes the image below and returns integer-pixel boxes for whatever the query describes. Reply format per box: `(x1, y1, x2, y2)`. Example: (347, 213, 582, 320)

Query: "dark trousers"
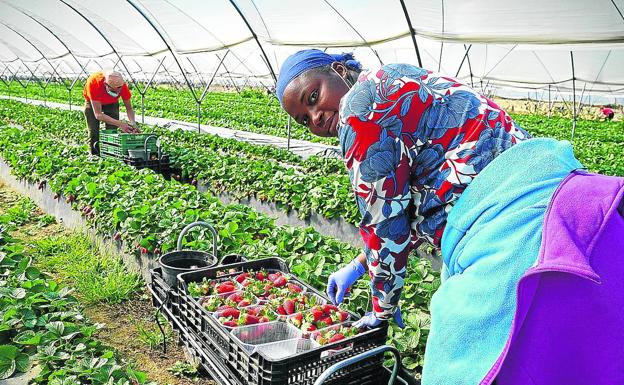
(84, 101, 119, 155)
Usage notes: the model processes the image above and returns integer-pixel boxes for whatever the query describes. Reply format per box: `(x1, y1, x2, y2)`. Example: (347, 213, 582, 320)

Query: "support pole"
(137, 55, 167, 123)
(287, 115, 292, 151)
(571, 51, 577, 141)
(197, 102, 201, 133)
(399, 0, 423, 67)
(548, 84, 552, 117)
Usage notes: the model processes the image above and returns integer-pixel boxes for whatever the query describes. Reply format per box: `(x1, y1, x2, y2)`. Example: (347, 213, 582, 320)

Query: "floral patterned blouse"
(337, 64, 530, 319)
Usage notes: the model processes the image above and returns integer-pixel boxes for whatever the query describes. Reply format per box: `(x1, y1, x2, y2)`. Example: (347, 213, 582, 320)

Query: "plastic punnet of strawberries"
(188, 277, 239, 297)
(234, 270, 304, 301)
(214, 305, 277, 327)
(288, 304, 349, 333)
(199, 290, 258, 312)
(312, 325, 361, 345)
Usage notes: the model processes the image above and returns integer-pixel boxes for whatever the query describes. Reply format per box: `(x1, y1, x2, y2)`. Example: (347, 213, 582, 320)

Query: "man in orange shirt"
(83, 69, 139, 155)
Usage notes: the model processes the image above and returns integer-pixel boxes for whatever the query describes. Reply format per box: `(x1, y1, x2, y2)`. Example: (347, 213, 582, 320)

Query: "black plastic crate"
(176, 257, 388, 385)
(150, 267, 180, 318)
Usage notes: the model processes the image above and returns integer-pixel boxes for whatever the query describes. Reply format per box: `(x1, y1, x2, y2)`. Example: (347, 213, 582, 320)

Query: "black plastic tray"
(176, 257, 388, 385)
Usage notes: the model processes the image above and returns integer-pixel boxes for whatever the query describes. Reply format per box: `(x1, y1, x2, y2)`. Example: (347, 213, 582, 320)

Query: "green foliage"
(0, 225, 153, 384)
(167, 361, 198, 377)
(33, 236, 142, 304)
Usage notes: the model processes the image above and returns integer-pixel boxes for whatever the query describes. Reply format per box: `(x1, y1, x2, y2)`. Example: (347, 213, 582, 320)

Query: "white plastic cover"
(0, 0, 622, 97)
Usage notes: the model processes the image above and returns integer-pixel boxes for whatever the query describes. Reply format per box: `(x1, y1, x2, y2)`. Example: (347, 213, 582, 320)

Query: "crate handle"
(313, 345, 402, 385)
(320, 341, 353, 359)
(177, 221, 218, 259)
(144, 134, 158, 159)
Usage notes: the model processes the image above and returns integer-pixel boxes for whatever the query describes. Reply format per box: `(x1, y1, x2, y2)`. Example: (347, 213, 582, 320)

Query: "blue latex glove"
(326, 258, 366, 305)
(353, 308, 405, 329)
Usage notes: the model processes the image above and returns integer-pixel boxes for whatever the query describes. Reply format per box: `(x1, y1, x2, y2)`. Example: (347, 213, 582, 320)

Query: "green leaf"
(14, 331, 41, 345)
(46, 321, 65, 336)
(15, 353, 29, 373)
(0, 359, 16, 380)
(0, 345, 19, 360)
(12, 288, 26, 299)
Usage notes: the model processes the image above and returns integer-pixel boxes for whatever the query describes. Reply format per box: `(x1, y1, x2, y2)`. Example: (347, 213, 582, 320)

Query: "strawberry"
(255, 271, 266, 281)
(227, 292, 243, 302)
(268, 272, 280, 282)
(334, 311, 349, 323)
(238, 299, 251, 307)
(222, 320, 237, 327)
(258, 316, 269, 323)
(276, 305, 287, 315)
(287, 283, 302, 293)
(235, 272, 250, 283)
(239, 314, 259, 326)
(328, 333, 345, 343)
(283, 299, 295, 315)
(322, 304, 338, 313)
(220, 308, 240, 318)
(140, 247, 149, 254)
(273, 276, 287, 287)
(290, 313, 303, 327)
(216, 282, 236, 294)
(310, 308, 324, 322)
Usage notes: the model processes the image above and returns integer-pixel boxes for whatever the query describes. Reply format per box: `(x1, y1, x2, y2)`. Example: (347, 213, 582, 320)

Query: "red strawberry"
(335, 311, 349, 322)
(217, 283, 236, 294)
(322, 304, 338, 314)
(290, 313, 303, 327)
(311, 308, 324, 322)
(283, 299, 295, 315)
(274, 276, 287, 287)
(268, 272, 279, 282)
(329, 333, 345, 343)
(258, 316, 269, 323)
(319, 317, 333, 328)
(238, 299, 251, 307)
(227, 292, 243, 302)
(222, 320, 237, 327)
(255, 271, 266, 281)
(220, 308, 240, 318)
(235, 272, 250, 283)
(276, 306, 287, 315)
(287, 283, 302, 293)
(239, 314, 259, 325)
(140, 247, 149, 254)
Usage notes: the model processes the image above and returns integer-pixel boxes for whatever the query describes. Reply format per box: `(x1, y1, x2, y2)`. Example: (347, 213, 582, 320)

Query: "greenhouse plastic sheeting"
(0, 0, 622, 96)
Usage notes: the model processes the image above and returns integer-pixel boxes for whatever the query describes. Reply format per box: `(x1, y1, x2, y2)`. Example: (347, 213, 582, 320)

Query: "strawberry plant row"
(0, 120, 439, 372)
(0, 81, 338, 145)
(0, 100, 360, 225)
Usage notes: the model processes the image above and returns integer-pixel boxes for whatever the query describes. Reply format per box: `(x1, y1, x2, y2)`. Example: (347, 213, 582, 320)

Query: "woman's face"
(281, 63, 351, 137)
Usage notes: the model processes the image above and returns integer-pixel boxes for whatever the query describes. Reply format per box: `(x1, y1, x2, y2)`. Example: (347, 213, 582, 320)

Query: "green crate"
(100, 143, 124, 158)
(100, 131, 159, 148)
(99, 131, 159, 155)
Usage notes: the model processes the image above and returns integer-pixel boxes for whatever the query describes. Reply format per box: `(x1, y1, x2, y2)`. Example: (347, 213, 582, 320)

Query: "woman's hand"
(353, 308, 405, 329)
(326, 258, 366, 305)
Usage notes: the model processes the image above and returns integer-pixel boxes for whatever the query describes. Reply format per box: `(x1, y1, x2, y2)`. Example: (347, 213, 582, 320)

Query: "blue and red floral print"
(337, 64, 530, 319)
